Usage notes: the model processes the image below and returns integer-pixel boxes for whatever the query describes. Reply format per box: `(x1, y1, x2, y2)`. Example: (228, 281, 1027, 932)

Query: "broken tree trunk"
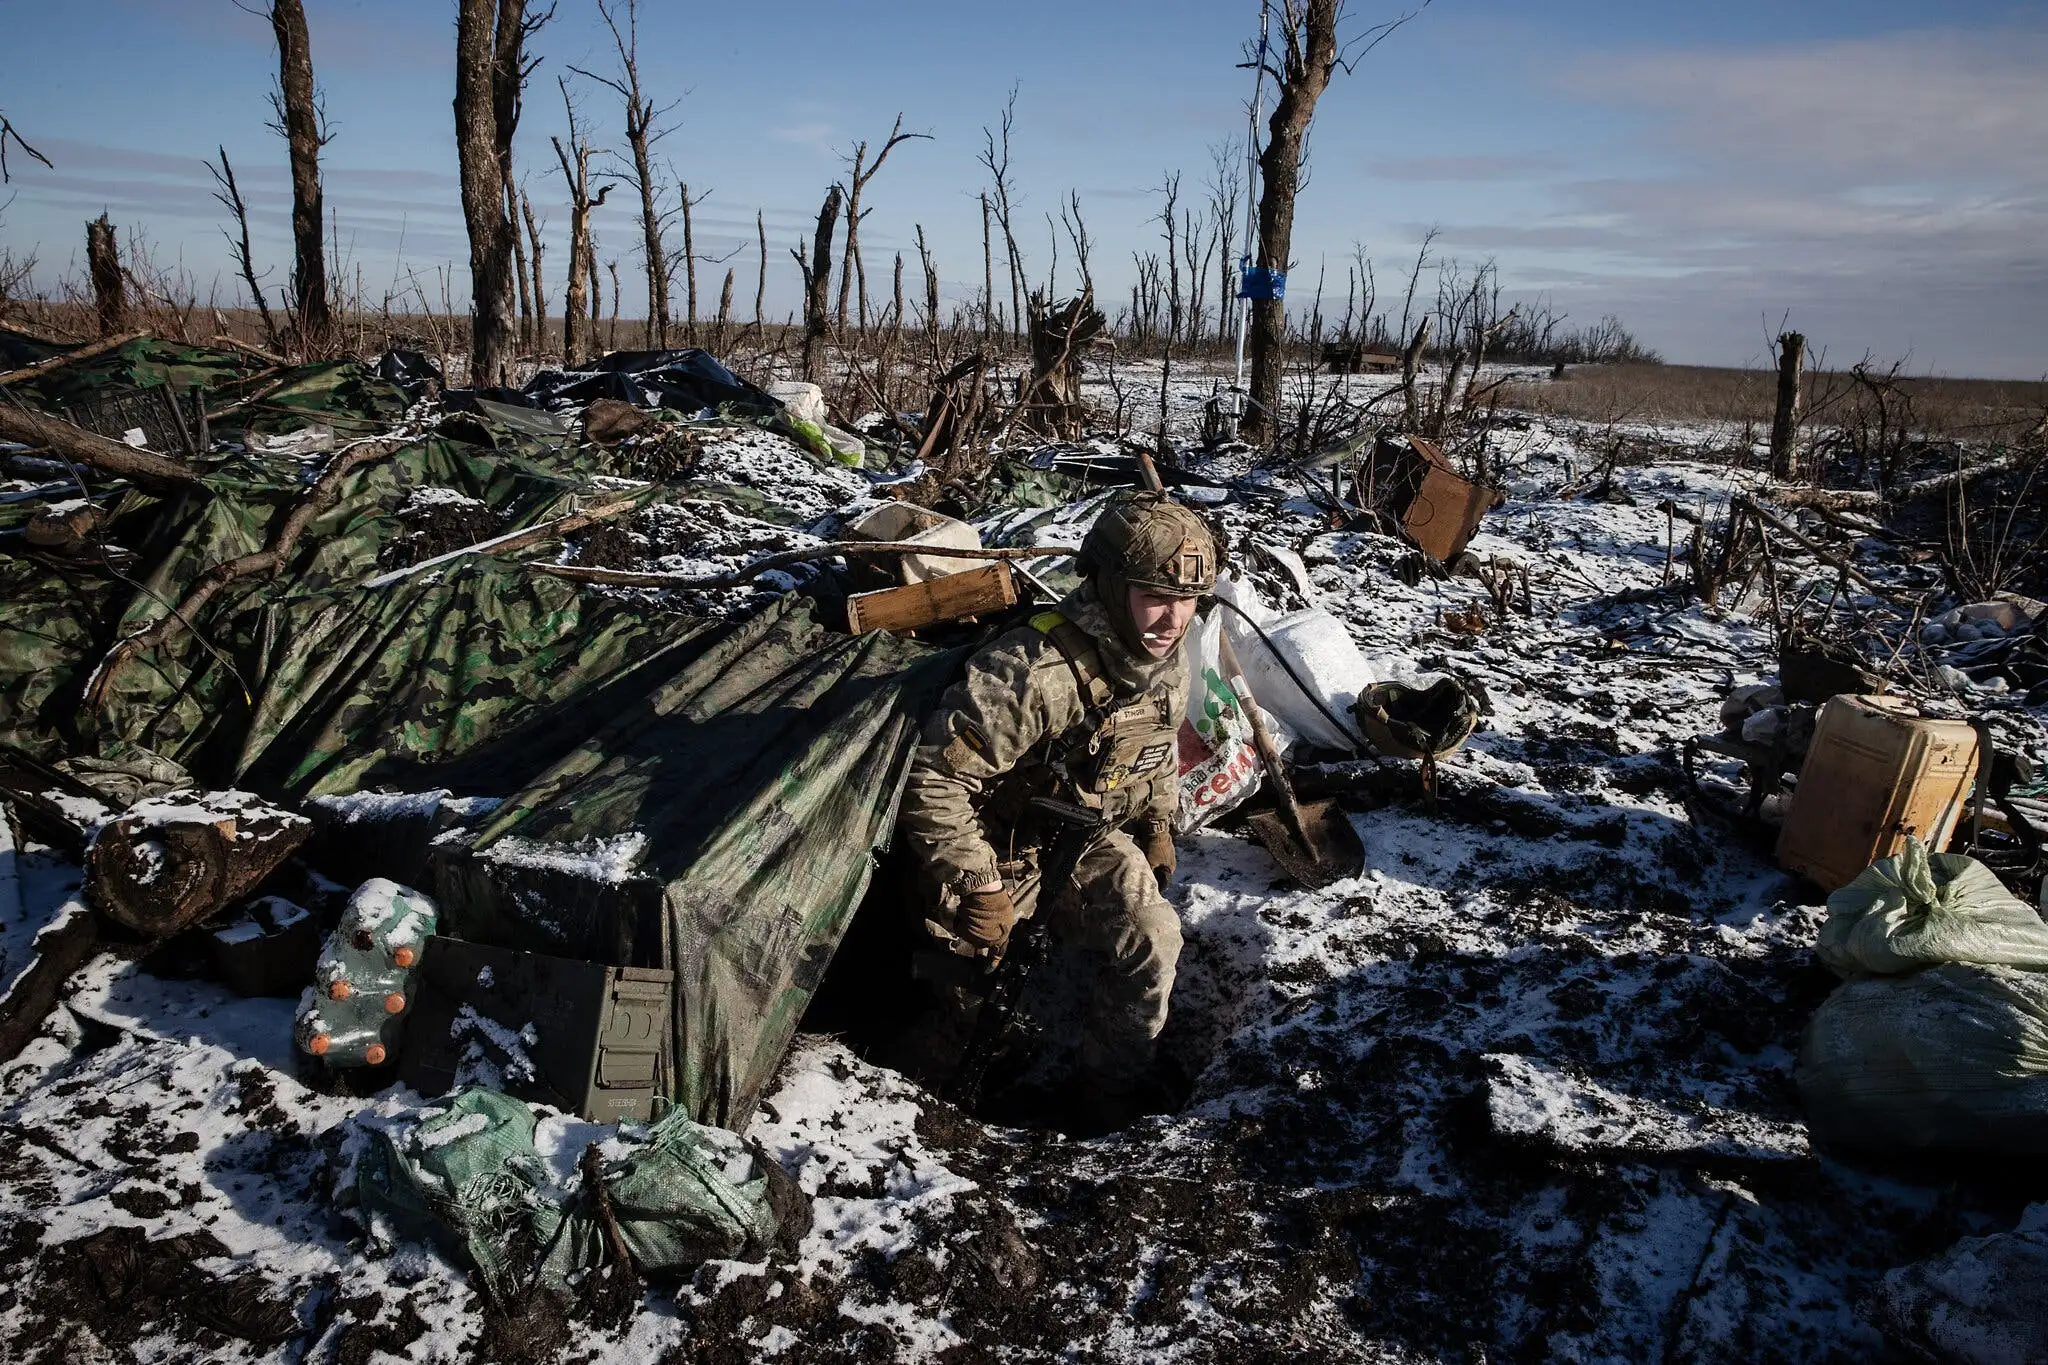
(0, 404, 204, 492)
(86, 791, 311, 938)
(1400, 317, 1432, 431)
(453, 0, 528, 387)
(0, 898, 101, 1066)
(271, 0, 333, 353)
(1769, 332, 1805, 480)
(86, 214, 127, 337)
(1022, 291, 1104, 437)
(800, 185, 843, 384)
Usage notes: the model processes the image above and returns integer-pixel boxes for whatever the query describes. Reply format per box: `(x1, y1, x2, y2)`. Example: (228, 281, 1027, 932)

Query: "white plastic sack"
(764, 380, 826, 426)
(1817, 838, 2048, 977)
(1176, 606, 1262, 831)
(1213, 575, 1375, 754)
(1795, 962, 2048, 1152)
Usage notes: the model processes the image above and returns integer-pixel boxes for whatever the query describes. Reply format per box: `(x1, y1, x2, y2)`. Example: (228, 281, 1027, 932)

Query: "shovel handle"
(1216, 630, 1318, 854)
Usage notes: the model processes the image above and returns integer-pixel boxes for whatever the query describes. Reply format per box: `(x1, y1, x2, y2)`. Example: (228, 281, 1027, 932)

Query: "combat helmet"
(1077, 491, 1217, 597)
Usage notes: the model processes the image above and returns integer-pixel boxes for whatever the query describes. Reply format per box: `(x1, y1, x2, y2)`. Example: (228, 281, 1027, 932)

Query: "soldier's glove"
(1141, 824, 1177, 892)
(954, 887, 1018, 958)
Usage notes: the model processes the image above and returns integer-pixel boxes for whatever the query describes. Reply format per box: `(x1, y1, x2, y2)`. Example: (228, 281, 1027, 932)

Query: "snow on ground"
(2, 360, 2044, 1361)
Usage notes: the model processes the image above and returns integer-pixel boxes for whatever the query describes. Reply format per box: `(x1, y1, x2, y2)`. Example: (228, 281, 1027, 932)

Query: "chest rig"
(1029, 611, 1178, 817)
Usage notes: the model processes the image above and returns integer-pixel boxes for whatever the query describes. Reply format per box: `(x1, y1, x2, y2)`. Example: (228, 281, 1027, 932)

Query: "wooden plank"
(846, 562, 1017, 635)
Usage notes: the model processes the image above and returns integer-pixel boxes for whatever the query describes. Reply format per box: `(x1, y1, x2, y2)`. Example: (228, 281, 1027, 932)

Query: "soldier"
(898, 490, 1216, 1134)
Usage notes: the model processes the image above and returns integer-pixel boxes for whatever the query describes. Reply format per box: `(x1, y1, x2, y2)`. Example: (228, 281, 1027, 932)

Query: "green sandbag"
(1796, 962, 2048, 1152)
(1817, 837, 2048, 977)
(356, 1086, 783, 1302)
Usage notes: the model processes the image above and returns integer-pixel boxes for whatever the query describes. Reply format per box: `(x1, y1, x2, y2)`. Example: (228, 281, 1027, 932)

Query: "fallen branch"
(1732, 495, 1917, 616)
(0, 400, 204, 492)
(1769, 451, 2029, 511)
(0, 907, 100, 1066)
(84, 431, 415, 710)
(0, 330, 145, 388)
(209, 333, 287, 368)
(534, 540, 1078, 592)
(361, 488, 655, 589)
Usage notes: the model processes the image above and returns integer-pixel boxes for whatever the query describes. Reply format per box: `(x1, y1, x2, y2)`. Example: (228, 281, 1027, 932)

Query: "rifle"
(940, 796, 1105, 1108)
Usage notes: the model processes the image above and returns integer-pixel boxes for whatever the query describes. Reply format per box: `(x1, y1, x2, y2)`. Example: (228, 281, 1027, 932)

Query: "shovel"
(1216, 630, 1366, 889)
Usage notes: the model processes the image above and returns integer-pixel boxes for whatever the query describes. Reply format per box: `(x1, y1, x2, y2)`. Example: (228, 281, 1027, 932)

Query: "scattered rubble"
(0, 329, 2045, 1361)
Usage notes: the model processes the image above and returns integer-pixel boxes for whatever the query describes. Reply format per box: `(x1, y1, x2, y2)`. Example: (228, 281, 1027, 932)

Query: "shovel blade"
(1245, 798, 1365, 889)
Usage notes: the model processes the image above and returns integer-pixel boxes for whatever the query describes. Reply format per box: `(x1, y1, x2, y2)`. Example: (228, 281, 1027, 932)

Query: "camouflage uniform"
(899, 494, 1214, 1085)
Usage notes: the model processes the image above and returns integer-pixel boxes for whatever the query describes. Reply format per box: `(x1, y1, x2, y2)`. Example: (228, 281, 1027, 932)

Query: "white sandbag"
(1176, 606, 1262, 832)
(1817, 838, 2048, 977)
(848, 502, 982, 583)
(1795, 962, 2048, 1152)
(1215, 577, 1373, 754)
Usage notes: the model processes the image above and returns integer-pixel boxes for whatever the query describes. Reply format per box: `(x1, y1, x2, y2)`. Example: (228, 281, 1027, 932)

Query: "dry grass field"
(1500, 362, 2048, 447)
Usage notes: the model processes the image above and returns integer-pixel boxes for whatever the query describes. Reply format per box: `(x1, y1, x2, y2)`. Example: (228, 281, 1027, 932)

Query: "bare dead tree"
(1244, 0, 1428, 441)
(679, 181, 699, 342)
(836, 113, 931, 332)
(0, 111, 52, 183)
(85, 214, 126, 336)
(454, 0, 548, 386)
(508, 179, 533, 349)
(267, 0, 333, 352)
(793, 183, 843, 383)
(1207, 139, 1242, 346)
(551, 78, 612, 367)
(978, 88, 1026, 344)
(571, 0, 676, 349)
(980, 191, 996, 339)
(1158, 172, 1183, 345)
(206, 147, 283, 354)
(521, 190, 547, 355)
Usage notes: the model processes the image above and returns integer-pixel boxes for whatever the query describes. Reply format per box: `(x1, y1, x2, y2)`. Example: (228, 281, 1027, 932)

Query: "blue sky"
(2, 0, 2043, 376)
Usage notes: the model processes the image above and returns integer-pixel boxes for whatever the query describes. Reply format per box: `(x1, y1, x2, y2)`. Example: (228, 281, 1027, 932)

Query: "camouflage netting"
(0, 333, 956, 1130)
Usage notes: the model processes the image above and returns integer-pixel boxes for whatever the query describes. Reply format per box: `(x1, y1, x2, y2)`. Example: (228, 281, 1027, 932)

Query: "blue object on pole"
(1239, 266, 1286, 301)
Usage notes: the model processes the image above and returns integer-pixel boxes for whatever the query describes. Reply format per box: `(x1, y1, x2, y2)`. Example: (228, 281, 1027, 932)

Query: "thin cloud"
(1370, 154, 1562, 182)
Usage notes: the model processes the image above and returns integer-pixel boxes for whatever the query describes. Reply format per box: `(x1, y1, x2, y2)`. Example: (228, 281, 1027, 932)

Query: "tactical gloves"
(1141, 824, 1176, 892)
(954, 887, 1018, 956)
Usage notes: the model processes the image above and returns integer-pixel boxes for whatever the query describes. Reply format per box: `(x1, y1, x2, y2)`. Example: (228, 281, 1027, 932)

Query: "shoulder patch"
(941, 717, 994, 773)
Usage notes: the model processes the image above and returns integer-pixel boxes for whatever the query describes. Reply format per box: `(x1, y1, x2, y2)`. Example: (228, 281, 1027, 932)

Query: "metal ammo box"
(399, 935, 673, 1122)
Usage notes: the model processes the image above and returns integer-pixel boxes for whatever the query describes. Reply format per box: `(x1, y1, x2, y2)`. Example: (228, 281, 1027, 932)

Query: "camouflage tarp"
(3, 336, 964, 1133)
(431, 592, 960, 1130)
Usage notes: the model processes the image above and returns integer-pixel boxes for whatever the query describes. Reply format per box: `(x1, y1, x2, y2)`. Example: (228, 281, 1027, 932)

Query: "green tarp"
(2, 336, 964, 1133)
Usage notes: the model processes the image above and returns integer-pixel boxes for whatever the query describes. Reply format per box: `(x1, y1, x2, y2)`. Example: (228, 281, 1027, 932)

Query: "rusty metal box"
(1777, 694, 1980, 892)
(1365, 435, 1502, 562)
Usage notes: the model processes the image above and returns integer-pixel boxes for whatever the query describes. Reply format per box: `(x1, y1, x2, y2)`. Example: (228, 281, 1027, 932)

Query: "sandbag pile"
(1797, 838, 2048, 1151)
